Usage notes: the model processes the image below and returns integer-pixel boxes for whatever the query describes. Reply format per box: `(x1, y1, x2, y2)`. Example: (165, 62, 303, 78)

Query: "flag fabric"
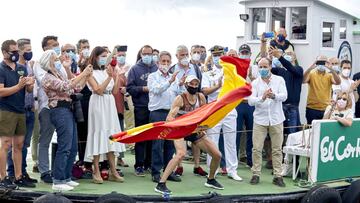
(110, 56, 252, 143)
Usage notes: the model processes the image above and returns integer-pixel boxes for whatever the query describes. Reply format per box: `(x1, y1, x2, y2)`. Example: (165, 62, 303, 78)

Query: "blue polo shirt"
(0, 61, 28, 113)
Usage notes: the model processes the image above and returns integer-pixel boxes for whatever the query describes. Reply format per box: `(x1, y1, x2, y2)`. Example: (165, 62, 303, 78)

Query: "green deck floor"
(22, 152, 350, 197)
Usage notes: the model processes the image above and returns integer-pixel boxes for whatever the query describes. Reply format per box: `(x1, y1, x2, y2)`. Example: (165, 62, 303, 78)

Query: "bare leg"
(196, 137, 221, 179)
(93, 155, 101, 177)
(13, 136, 25, 179)
(160, 139, 186, 183)
(0, 137, 12, 179)
(106, 152, 117, 175)
(192, 143, 200, 168)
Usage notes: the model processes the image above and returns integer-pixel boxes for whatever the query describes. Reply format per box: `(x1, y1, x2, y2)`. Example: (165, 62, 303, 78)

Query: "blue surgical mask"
(68, 51, 77, 61)
(117, 56, 126, 64)
(333, 65, 341, 74)
(283, 55, 292, 62)
(98, 56, 107, 66)
(200, 53, 207, 61)
(317, 65, 326, 72)
(152, 55, 159, 63)
(53, 47, 61, 56)
(213, 56, 220, 66)
(259, 68, 270, 78)
(239, 54, 250, 59)
(142, 55, 152, 65)
(54, 61, 62, 71)
(272, 58, 282, 68)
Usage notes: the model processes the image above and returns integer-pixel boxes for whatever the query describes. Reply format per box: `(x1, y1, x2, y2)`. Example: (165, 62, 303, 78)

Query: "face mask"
(8, 52, 19, 63)
(53, 47, 61, 56)
(283, 55, 292, 62)
(117, 56, 126, 64)
(186, 85, 198, 95)
(68, 51, 77, 61)
(239, 54, 250, 59)
(317, 65, 326, 72)
(272, 58, 282, 68)
(54, 61, 62, 71)
(82, 49, 90, 58)
(200, 53, 207, 61)
(342, 69, 351, 78)
(191, 53, 201, 61)
(98, 56, 107, 66)
(180, 57, 189, 66)
(213, 56, 220, 66)
(142, 55, 152, 65)
(333, 66, 341, 74)
(277, 34, 286, 43)
(259, 68, 270, 78)
(23, 52, 33, 61)
(159, 64, 170, 74)
(152, 55, 159, 63)
(337, 99, 347, 109)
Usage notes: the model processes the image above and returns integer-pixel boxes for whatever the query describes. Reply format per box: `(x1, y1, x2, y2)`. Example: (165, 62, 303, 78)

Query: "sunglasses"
(64, 49, 75, 53)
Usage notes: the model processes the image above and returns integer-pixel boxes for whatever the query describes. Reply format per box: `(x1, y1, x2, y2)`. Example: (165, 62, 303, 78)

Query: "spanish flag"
(110, 56, 252, 143)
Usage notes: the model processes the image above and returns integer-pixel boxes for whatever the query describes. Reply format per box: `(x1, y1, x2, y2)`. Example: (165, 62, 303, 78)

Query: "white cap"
(185, 75, 200, 83)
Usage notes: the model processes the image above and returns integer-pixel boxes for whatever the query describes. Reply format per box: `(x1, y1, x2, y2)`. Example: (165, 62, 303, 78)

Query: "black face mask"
(186, 86, 198, 95)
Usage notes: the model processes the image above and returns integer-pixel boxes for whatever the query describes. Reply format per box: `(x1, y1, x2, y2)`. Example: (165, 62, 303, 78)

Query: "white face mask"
(82, 49, 90, 58)
(159, 64, 170, 73)
(180, 57, 189, 66)
(337, 99, 347, 109)
(191, 53, 201, 61)
(342, 69, 351, 78)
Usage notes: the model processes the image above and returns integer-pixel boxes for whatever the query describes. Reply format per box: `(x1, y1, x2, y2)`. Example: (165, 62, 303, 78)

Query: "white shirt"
(332, 76, 355, 114)
(201, 66, 223, 102)
(147, 70, 182, 111)
(249, 74, 287, 126)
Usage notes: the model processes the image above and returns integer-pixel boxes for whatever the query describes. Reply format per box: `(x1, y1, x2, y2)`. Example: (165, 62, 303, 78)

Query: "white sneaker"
(228, 173, 243, 181)
(52, 183, 74, 192)
(281, 163, 292, 177)
(66, 180, 79, 187)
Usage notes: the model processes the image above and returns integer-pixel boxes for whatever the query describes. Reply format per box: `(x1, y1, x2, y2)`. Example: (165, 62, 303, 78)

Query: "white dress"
(85, 70, 126, 162)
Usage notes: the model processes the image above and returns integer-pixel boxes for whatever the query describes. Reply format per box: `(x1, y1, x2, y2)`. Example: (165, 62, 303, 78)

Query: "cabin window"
(271, 7, 286, 32)
(322, 22, 334, 48)
(291, 7, 307, 40)
(251, 8, 266, 40)
(340, 19, 347, 39)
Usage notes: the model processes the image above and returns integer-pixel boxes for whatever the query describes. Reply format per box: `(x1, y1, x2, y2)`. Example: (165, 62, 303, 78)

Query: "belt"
(153, 109, 170, 113)
(103, 90, 112, 94)
(51, 100, 72, 109)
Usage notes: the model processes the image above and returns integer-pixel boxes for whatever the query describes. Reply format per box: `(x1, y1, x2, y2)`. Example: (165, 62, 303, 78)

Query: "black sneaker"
(24, 174, 38, 183)
(0, 176, 18, 190)
(154, 182, 172, 194)
(204, 178, 224, 190)
(152, 174, 160, 183)
(250, 175, 260, 185)
(41, 172, 53, 184)
(167, 173, 181, 182)
(14, 176, 36, 188)
(273, 177, 286, 187)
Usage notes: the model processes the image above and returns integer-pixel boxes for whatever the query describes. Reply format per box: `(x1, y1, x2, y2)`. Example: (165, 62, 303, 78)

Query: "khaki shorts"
(0, 110, 26, 136)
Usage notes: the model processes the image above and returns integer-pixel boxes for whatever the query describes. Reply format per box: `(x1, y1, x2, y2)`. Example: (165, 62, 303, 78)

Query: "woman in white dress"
(85, 46, 126, 184)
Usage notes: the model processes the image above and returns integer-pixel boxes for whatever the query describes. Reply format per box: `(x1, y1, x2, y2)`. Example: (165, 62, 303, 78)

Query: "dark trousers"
(134, 107, 152, 169)
(283, 104, 301, 134)
(236, 102, 254, 167)
(305, 108, 325, 125)
(149, 110, 175, 176)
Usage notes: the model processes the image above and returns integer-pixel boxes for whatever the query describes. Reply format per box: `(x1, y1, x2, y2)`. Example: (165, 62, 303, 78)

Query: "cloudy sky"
(0, 0, 358, 63)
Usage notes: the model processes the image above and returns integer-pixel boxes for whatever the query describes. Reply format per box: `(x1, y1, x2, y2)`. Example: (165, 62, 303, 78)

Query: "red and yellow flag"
(110, 56, 251, 143)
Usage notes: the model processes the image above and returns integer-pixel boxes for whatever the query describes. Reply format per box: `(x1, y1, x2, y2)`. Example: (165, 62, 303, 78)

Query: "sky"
(0, 0, 358, 63)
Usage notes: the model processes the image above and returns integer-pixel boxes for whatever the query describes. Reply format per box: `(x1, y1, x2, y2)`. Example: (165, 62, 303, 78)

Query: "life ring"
(342, 179, 360, 203)
(95, 192, 135, 203)
(301, 185, 341, 203)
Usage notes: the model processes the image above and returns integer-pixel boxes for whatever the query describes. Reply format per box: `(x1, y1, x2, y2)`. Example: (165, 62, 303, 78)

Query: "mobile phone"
(106, 47, 117, 66)
(264, 32, 275, 38)
(316, 60, 326, 66)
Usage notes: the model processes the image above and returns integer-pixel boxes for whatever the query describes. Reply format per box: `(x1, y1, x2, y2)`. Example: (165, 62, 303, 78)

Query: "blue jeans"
(38, 108, 55, 175)
(149, 110, 175, 176)
(283, 104, 301, 134)
(306, 108, 325, 125)
(50, 107, 78, 184)
(7, 109, 34, 177)
(236, 102, 254, 167)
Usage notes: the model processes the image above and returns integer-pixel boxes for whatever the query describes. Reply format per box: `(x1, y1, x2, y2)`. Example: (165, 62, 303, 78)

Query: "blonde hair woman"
(323, 92, 353, 126)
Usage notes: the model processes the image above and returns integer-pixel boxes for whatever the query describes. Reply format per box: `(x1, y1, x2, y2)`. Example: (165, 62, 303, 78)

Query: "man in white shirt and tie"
(248, 57, 287, 187)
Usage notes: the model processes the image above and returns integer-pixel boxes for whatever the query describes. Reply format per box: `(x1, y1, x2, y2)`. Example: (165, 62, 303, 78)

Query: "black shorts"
(184, 133, 205, 143)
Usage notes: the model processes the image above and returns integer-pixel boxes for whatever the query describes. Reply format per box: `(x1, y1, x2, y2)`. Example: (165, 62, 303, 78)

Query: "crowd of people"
(0, 28, 357, 194)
